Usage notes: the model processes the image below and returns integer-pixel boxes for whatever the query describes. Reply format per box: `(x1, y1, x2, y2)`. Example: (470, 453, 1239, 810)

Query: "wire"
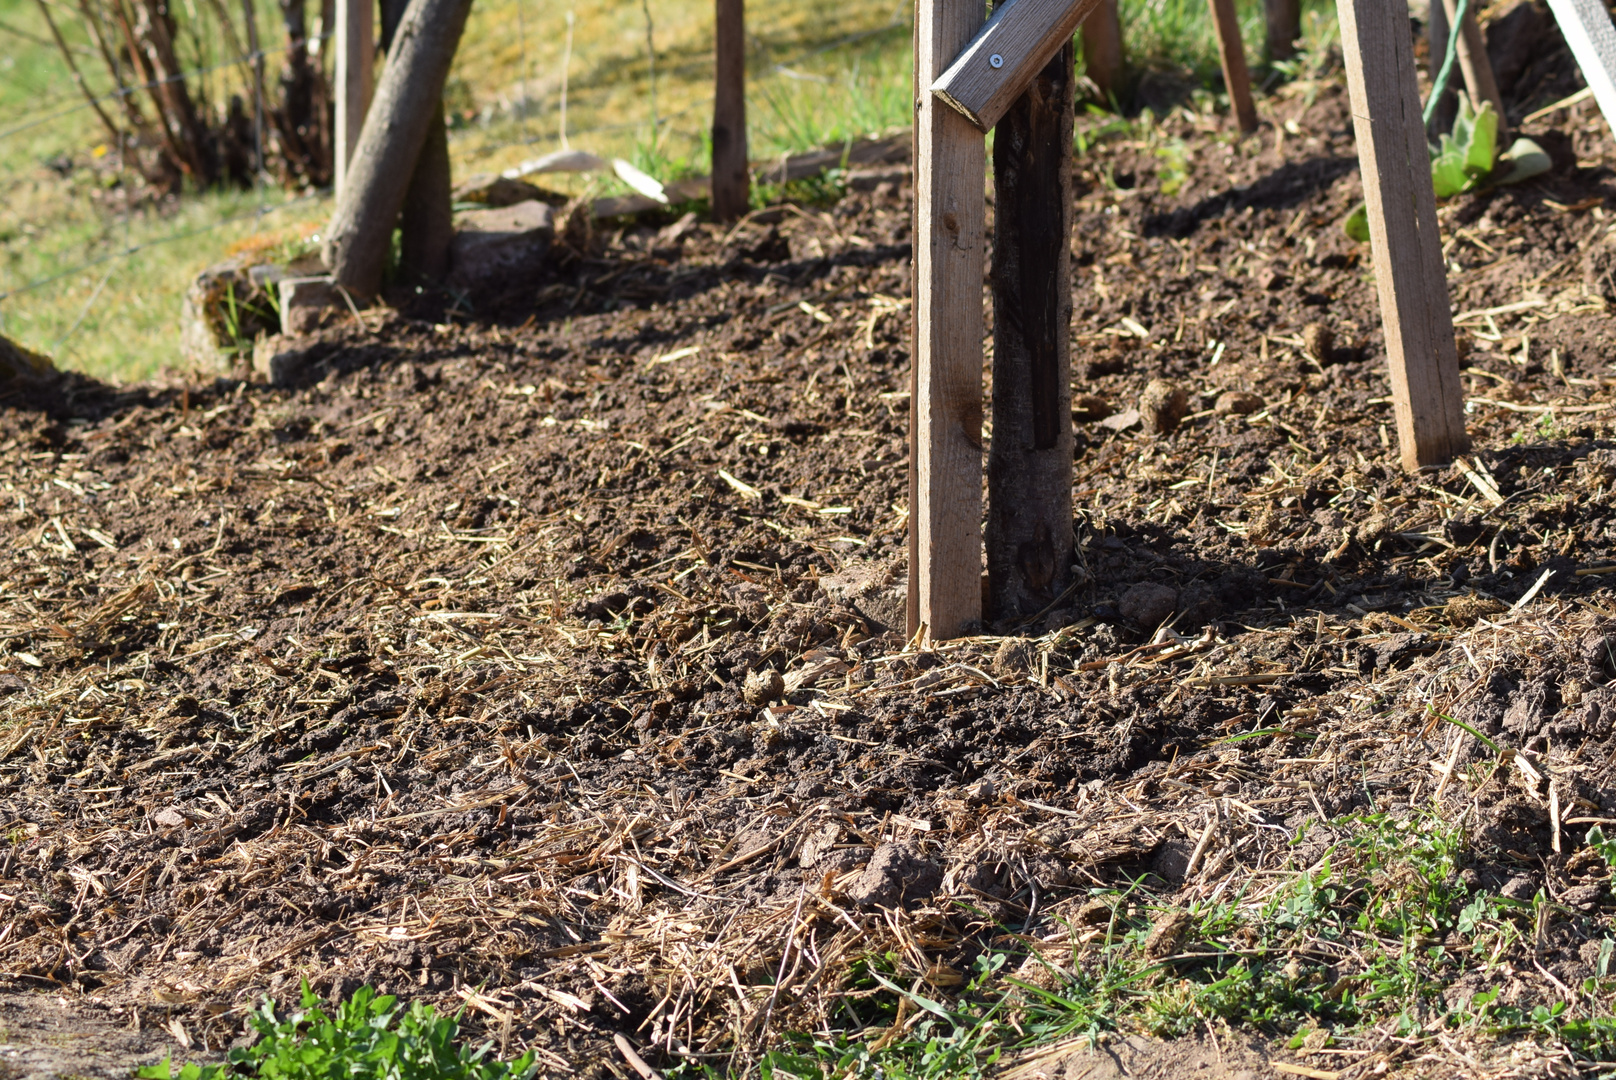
(0, 190, 321, 304)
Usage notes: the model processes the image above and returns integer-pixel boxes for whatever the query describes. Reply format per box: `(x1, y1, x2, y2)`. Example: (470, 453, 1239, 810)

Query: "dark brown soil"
(5, 43, 1616, 1078)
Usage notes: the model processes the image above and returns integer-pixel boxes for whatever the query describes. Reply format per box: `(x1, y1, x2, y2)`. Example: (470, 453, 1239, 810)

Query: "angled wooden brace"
(930, 0, 1102, 132)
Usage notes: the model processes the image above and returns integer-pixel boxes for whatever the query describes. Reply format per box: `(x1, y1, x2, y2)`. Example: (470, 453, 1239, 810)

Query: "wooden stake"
(1542, 0, 1616, 137)
(1263, 0, 1300, 62)
(1207, 0, 1258, 133)
(711, 0, 748, 220)
(988, 40, 1074, 622)
(334, 0, 374, 197)
(1081, 0, 1125, 103)
(909, 0, 986, 639)
(1441, 0, 1509, 143)
(1338, 0, 1469, 469)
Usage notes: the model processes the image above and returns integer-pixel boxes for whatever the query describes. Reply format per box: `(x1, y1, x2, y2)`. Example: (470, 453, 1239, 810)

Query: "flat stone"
(253, 333, 331, 388)
(277, 275, 345, 336)
(447, 200, 556, 292)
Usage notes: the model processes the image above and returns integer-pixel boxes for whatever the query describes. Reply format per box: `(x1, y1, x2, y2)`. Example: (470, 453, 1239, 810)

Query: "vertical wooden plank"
(910, 0, 986, 640)
(1440, 0, 1509, 142)
(334, 0, 374, 197)
(1543, 0, 1616, 136)
(1263, 0, 1300, 62)
(1081, 0, 1125, 103)
(1207, 0, 1257, 133)
(1338, 0, 1469, 469)
(711, 0, 748, 220)
(988, 41, 1074, 622)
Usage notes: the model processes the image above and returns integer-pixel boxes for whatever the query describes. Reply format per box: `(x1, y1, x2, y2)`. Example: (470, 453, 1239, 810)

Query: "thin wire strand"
(0, 191, 320, 304)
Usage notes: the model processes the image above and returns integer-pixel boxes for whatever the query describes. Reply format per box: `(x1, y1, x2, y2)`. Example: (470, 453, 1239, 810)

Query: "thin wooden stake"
(1338, 0, 1469, 469)
(1081, 0, 1125, 103)
(1207, 0, 1258, 133)
(334, 0, 374, 198)
(1441, 0, 1509, 143)
(712, 0, 748, 220)
(910, 0, 986, 639)
(988, 41, 1074, 622)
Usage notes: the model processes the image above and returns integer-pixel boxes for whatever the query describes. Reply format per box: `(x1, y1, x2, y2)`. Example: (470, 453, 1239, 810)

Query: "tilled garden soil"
(9, 44, 1616, 1080)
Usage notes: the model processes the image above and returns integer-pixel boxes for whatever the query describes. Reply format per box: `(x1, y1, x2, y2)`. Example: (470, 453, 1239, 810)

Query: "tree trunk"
(1081, 0, 1124, 104)
(711, 0, 748, 220)
(1263, 0, 1300, 62)
(987, 41, 1074, 623)
(381, 0, 452, 284)
(326, 0, 472, 296)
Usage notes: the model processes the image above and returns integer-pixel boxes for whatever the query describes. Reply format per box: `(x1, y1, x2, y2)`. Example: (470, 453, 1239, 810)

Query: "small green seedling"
(1344, 98, 1551, 242)
(138, 982, 537, 1080)
(1585, 825, 1616, 870)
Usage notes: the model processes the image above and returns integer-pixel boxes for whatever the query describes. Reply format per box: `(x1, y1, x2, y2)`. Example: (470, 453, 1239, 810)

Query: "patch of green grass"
(735, 809, 1616, 1076)
(140, 982, 537, 1080)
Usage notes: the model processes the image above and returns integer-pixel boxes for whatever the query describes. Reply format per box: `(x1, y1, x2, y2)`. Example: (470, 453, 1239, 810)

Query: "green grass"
(141, 982, 538, 1080)
(1, 0, 1334, 382)
(661, 808, 1616, 1079)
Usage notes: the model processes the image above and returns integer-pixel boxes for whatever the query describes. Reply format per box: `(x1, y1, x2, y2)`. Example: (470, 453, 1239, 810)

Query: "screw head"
(989, 53, 1004, 69)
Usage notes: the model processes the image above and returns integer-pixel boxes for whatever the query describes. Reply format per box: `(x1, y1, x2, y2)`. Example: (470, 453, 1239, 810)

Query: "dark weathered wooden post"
(324, 0, 472, 296)
(987, 42, 1073, 622)
(1264, 0, 1300, 61)
(1082, 0, 1125, 102)
(1338, 0, 1468, 468)
(712, 0, 748, 220)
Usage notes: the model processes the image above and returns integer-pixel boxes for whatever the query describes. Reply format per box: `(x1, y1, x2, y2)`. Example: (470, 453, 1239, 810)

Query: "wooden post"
(1338, 0, 1469, 469)
(1543, 0, 1616, 136)
(988, 41, 1074, 622)
(334, 0, 374, 197)
(712, 0, 748, 220)
(1082, 0, 1124, 103)
(1263, 0, 1300, 61)
(324, 0, 474, 297)
(1207, 0, 1258, 133)
(382, 0, 452, 283)
(909, 0, 987, 640)
(1440, 0, 1509, 142)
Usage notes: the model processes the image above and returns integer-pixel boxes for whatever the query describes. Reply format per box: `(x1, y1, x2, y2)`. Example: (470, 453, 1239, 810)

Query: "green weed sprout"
(138, 981, 537, 1080)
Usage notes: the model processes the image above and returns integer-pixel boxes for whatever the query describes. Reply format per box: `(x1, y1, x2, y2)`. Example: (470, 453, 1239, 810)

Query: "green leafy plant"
(1344, 98, 1551, 242)
(138, 982, 537, 1080)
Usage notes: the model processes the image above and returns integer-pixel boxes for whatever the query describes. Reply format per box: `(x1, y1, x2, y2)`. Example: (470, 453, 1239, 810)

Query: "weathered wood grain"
(929, 0, 1101, 132)
(1338, 0, 1469, 468)
(910, 0, 987, 638)
(988, 41, 1074, 622)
